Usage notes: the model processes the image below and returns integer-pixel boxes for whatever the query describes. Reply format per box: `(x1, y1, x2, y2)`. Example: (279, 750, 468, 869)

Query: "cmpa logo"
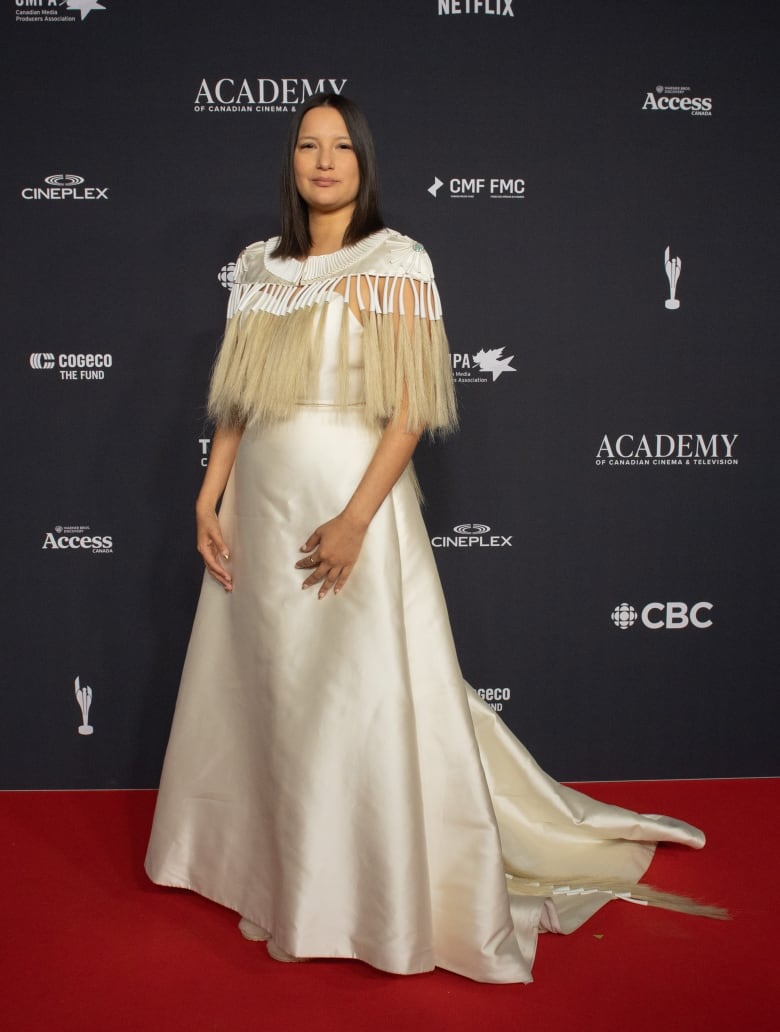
(218, 262, 236, 290)
(431, 523, 513, 548)
(596, 433, 738, 466)
(451, 348, 517, 383)
(15, 1, 107, 23)
(29, 351, 113, 380)
(21, 173, 109, 200)
(194, 77, 348, 114)
(643, 84, 712, 116)
(428, 175, 525, 200)
(43, 525, 113, 554)
(437, 1, 515, 15)
(611, 601, 713, 630)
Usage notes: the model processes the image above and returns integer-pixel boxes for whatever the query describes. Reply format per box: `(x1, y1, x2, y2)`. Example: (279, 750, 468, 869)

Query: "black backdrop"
(3, 0, 778, 789)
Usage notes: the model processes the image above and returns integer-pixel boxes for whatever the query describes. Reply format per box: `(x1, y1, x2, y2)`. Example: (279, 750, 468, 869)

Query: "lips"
(311, 178, 337, 186)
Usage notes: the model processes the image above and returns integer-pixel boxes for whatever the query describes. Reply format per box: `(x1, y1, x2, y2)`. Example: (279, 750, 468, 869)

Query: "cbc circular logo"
(218, 262, 236, 290)
(612, 601, 713, 630)
(611, 603, 638, 629)
(44, 174, 85, 187)
(29, 353, 56, 370)
(452, 523, 490, 535)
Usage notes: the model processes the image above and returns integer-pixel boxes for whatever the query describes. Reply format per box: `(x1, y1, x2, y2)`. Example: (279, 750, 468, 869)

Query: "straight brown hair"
(271, 93, 385, 260)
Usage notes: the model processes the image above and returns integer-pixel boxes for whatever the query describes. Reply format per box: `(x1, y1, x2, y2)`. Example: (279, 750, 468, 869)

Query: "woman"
(145, 94, 713, 984)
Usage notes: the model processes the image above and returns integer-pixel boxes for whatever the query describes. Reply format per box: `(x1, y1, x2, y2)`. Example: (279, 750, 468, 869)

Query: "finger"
(300, 530, 321, 553)
(199, 545, 233, 590)
(333, 565, 352, 596)
(318, 569, 341, 600)
(301, 568, 328, 589)
(295, 552, 321, 570)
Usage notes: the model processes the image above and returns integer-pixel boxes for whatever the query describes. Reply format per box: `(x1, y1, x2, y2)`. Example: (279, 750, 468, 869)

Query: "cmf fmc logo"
(611, 601, 713, 630)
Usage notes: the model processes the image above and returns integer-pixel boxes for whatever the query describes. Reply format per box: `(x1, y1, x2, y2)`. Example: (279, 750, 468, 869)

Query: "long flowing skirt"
(145, 405, 704, 983)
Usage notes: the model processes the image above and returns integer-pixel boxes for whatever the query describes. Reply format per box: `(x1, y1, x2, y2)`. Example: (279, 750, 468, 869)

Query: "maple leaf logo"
(472, 348, 517, 381)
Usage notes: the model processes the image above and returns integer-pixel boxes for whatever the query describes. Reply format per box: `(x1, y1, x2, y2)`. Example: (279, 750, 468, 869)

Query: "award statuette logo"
(74, 676, 94, 735)
(664, 246, 682, 309)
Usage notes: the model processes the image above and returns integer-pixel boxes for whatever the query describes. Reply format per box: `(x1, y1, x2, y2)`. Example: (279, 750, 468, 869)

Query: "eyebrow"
(297, 134, 352, 142)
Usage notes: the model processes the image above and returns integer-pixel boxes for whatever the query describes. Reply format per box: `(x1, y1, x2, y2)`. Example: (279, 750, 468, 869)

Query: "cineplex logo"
(428, 176, 525, 200)
(431, 523, 512, 549)
(42, 525, 113, 554)
(611, 602, 713, 631)
(194, 78, 348, 113)
(29, 351, 113, 381)
(595, 434, 739, 466)
(451, 348, 516, 383)
(438, 1, 515, 15)
(15, 1, 107, 23)
(21, 174, 109, 201)
(642, 85, 712, 116)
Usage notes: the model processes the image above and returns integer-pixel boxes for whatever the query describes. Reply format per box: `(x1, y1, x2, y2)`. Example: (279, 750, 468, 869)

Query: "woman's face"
(293, 106, 360, 216)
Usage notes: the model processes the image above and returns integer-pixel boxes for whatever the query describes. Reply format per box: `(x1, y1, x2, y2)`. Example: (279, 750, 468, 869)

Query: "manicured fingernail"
(300, 544, 308, 551)
(223, 552, 230, 560)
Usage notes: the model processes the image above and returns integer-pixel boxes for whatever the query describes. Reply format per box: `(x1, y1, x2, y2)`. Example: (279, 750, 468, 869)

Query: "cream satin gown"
(145, 298, 705, 984)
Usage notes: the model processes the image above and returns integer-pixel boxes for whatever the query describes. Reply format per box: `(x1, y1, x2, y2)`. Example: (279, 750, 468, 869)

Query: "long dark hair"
(271, 93, 385, 259)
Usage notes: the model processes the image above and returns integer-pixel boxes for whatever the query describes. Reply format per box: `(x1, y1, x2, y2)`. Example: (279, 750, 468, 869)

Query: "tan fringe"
(207, 276, 458, 436)
(506, 873, 729, 920)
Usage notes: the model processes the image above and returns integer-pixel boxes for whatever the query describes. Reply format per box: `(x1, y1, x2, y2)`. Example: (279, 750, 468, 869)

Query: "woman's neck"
(306, 207, 355, 257)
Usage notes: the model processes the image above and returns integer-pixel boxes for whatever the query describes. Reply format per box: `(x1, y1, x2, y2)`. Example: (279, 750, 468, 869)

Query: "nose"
(317, 148, 334, 170)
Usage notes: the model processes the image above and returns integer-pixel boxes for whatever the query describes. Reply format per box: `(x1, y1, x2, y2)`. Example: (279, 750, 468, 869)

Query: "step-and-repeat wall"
(4, 1, 778, 789)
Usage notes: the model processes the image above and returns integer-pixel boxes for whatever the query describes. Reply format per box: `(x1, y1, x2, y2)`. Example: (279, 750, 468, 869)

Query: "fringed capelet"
(207, 228, 457, 435)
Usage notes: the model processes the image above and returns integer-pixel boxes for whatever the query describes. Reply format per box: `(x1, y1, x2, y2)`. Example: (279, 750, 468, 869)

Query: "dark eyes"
(297, 142, 353, 150)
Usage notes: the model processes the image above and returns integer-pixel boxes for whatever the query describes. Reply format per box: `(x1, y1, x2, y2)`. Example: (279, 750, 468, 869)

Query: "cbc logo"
(218, 262, 236, 290)
(611, 601, 713, 630)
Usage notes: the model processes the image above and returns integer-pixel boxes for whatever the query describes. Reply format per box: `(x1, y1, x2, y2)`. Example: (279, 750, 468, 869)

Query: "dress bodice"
(302, 296, 365, 406)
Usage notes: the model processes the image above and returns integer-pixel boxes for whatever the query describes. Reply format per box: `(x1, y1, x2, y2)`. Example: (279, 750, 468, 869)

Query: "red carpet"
(2, 780, 776, 1031)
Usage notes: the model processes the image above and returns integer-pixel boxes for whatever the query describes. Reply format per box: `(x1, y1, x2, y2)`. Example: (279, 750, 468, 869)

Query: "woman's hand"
(196, 505, 233, 592)
(295, 512, 368, 599)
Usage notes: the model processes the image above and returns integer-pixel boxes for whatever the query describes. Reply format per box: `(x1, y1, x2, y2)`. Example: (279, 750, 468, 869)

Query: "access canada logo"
(42, 524, 113, 554)
(428, 175, 525, 200)
(595, 434, 738, 467)
(451, 348, 517, 384)
(15, 1, 106, 24)
(431, 523, 513, 549)
(21, 174, 109, 201)
(642, 84, 712, 117)
(29, 351, 113, 381)
(194, 77, 348, 114)
(611, 601, 713, 631)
